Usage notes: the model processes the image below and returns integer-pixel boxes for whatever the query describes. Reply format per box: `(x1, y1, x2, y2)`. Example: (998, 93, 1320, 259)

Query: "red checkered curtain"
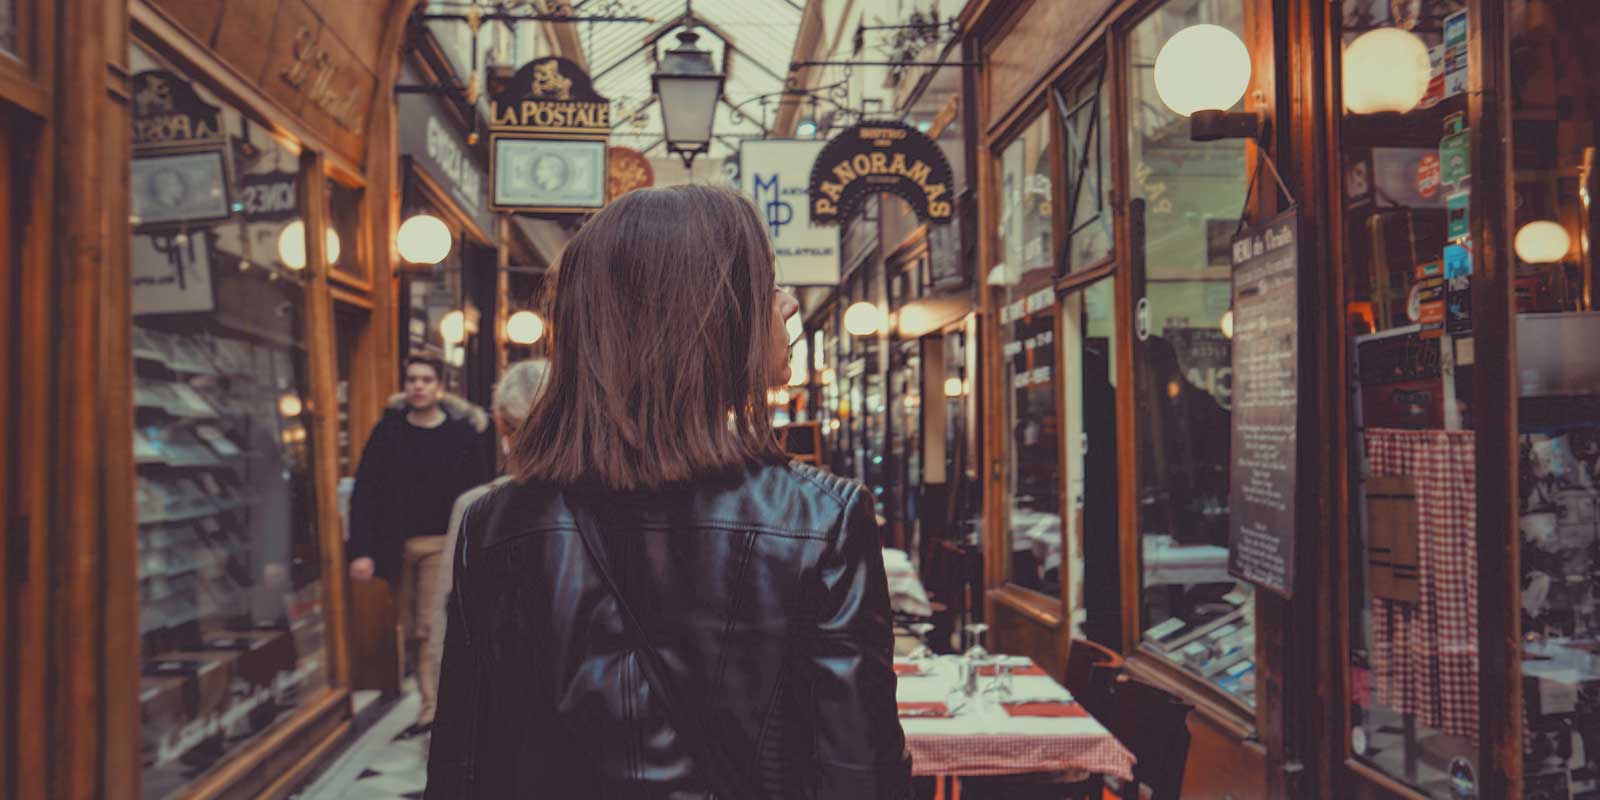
(1365, 428, 1479, 741)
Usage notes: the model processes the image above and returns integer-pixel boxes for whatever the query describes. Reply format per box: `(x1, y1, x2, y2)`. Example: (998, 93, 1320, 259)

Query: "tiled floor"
(294, 686, 429, 800)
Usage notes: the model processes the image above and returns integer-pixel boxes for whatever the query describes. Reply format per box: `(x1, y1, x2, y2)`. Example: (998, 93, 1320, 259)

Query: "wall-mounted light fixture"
(843, 301, 886, 337)
(398, 213, 453, 265)
(440, 309, 468, 344)
(1220, 308, 1235, 340)
(276, 220, 341, 270)
(1343, 28, 1431, 115)
(1515, 220, 1572, 264)
(1153, 24, 1262, 142)
(505, 310, 545, 345)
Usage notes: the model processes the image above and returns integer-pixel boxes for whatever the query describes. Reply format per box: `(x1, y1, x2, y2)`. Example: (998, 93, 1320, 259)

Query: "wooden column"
(49, 0, 133, 797)
(1468, 0, 1522, 795)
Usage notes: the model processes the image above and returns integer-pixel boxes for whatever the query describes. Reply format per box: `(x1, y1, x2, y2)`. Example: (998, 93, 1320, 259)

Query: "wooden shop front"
(961, 0, 1600, 798)
(0, 0, 420, 797)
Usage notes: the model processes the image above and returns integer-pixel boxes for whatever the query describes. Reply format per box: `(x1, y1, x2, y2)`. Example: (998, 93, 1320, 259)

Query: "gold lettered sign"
(132, 71, 226, 151)
(489, 58, 611, 213)
(808, 120, 955, 225)
(490, 57, 611, 136)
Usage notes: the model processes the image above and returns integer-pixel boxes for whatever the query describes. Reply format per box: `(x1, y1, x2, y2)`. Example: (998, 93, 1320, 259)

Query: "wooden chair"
(1103, 679, 1194, 800)
(1063, 638, 1123, 719)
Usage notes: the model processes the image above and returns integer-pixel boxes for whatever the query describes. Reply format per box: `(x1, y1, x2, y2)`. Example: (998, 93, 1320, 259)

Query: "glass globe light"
(1343, 28, 1431, 114)
(843, 302, 885, 337)
(276, 220, 340, 270)
(398, 213, 453, 265)
(440, 310, 467, 344)
(1515, 221, 1571, 264)
(1153, 24, 1252, 117)
(505, 310, 544, 345)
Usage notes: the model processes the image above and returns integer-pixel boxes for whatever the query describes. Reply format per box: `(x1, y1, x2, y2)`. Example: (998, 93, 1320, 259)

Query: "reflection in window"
(1511, 1, 1600, 796)
(996, 113, 1060, 597)
(1063, 278, 1120, 646)
(129, 45, 328, 799)
(1129, 0, 1256, 708)
(327, 180, 365, 282)
(0, 0, 15, 56)
(1337, 0, 1479, 794)
(1054, 58, 1113, 273)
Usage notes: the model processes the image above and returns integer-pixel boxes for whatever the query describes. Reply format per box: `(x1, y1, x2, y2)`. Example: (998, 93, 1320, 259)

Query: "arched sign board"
(489, 57, 611, 213)
(808, 121, 954, 226)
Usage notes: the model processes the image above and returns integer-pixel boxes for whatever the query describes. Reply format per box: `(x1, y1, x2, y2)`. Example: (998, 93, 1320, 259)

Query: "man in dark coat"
(347, 354, 490, 694)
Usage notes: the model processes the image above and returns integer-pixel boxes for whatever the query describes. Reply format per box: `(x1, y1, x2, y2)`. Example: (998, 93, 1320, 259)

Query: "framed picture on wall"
(131, 150, 232, 226)
(491, 137, 606, 211)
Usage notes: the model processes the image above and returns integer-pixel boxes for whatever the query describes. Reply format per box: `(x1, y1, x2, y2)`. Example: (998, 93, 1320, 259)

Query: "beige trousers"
(400, 535, 447, 724)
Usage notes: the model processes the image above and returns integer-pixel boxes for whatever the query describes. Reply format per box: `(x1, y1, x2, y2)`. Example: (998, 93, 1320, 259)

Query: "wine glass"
(962, 622, 990, 661)
(907, 622, 936, 660)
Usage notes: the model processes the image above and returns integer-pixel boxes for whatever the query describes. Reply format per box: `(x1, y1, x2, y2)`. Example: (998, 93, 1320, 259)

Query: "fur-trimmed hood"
(386, 391, 492, 433)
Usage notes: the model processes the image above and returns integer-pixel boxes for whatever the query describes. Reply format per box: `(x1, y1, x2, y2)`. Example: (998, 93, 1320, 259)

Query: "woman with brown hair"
(426, 185, 911, 799)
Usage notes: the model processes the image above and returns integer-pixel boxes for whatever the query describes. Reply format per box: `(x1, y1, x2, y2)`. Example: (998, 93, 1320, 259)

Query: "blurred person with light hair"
(408, 357, 549, 737)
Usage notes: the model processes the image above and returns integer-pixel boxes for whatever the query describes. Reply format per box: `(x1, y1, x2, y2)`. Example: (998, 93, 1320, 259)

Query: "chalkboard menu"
(1227, 211, 1299, 597)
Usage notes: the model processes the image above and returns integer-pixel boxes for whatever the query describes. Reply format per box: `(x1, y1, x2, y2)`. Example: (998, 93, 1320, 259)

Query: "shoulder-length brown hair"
(512, 184, 785, 491)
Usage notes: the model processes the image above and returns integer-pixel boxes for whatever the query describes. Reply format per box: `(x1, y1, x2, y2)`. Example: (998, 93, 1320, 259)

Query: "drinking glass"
(962, 622, 990, 660)
(907, 622, 936, 660)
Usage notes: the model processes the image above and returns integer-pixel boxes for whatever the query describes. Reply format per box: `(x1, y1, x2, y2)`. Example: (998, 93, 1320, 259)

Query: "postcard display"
(130, 58, 329, 798)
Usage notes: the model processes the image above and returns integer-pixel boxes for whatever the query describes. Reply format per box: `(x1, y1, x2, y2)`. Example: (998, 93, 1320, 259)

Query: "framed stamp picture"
(132, 150, 232, 226)
(492, 137, 607, 211)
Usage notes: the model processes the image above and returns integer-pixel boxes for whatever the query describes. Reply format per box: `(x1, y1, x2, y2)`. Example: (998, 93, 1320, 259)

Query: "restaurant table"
(883, 548, 935, 617)
(895, 655, 1135, 798)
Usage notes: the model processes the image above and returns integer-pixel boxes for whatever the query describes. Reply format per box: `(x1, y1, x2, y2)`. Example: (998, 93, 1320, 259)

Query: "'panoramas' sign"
(489, 57, 611, 135)
(808, 121, 954, 225)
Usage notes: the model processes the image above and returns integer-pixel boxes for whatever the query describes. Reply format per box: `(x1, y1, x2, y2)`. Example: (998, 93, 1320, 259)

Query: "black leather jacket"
(425, 462, 913, 799)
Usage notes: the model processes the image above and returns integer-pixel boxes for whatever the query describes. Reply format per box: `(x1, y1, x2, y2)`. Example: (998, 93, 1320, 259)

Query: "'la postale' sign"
(133, 71, 225, 149)
(809, 121, 955, 225)
(489, 57, 611, 134)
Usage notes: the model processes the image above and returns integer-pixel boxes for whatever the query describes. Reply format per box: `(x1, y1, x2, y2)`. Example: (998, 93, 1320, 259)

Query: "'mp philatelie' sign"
(808, 121, 954, 225)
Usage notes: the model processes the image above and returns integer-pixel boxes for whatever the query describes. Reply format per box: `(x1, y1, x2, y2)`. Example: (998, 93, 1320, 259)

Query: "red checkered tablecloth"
(897, 658, 1136, 782)
(1364, 428, 1479, 741)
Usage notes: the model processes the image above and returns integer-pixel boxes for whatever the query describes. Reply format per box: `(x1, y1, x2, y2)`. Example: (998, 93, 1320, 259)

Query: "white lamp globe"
(1153, 24, 1252, 117)
(440, 310, 467, 344)
(278, 393, 303, 417)
(1220, 308, 1235, 340)
(1343, 29, 1431, 114)
(1515, 221, 1571, 264)
(944, 376, 964, 398)
(277, 220, 307, 269)
(505, 310, 544, 345)
(398, 214, 453, 264)
(276, 220, 340, 269)
(843, 302, 885, 337)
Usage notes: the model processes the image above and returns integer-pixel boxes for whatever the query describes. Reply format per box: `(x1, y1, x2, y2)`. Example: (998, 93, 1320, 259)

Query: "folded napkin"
(1002, 702, 1089, 718)
(898, 701, 951, 718)
(977, 663, 1046, 677)
(893, 662, 926, 676)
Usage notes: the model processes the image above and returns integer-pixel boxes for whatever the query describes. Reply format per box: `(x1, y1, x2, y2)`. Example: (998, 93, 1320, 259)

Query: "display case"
(129, 45, 330, 799)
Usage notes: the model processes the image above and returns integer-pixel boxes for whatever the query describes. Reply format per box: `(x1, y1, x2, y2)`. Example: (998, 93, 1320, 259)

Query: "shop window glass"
(0, 0, 15, 57)
(996, 114, 1061, 597)
(1062, 278, 1120, 645)
(943, 329, 982, 544)
(327, 180, 365, 283)
(1128, 0, 1255, 707)
(1337, 1, 1479, 794)
(129, 45, 328, 798)
(1054, 58, 1113, 273)
(1510, 1, 1600, 796)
